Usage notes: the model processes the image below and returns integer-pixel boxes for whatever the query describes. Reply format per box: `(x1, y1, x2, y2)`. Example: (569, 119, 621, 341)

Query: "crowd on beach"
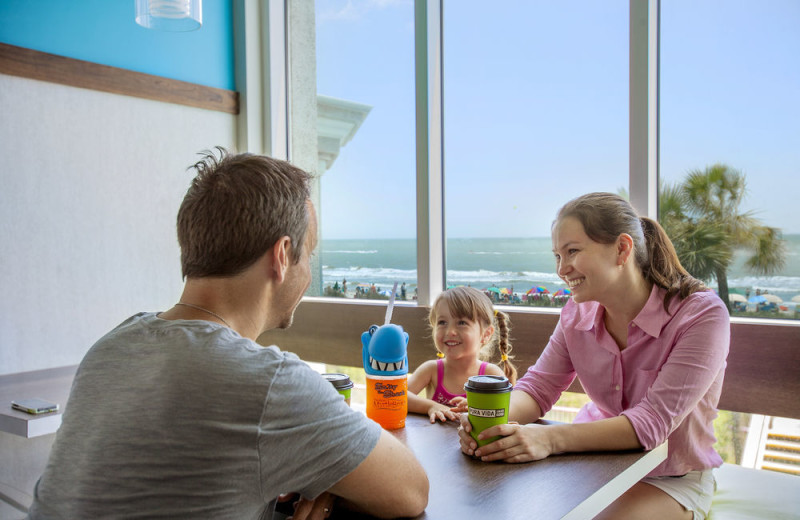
(322, 279, 799, 317)
(322, 280, 573, 307)
(728, 287, 799, 317)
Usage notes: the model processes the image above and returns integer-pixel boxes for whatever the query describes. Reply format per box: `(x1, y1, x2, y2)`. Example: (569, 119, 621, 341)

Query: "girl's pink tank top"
(431, 359, 487, 404)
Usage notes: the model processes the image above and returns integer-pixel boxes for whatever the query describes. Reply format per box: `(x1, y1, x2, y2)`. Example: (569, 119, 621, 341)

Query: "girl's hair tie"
(494, 309, 499, 316)
(501, 354, 508, 361)
(436, 351, 445, 359)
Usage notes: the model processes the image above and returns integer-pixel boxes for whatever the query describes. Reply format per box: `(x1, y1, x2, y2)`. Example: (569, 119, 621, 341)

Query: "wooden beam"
(0, 42, 239, 114)
(718, 321, 800, 417)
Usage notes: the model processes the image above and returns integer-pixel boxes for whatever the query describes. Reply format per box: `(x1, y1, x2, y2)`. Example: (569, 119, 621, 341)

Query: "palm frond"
(744, 226, 788, 275)
(660, 163, 786, 282)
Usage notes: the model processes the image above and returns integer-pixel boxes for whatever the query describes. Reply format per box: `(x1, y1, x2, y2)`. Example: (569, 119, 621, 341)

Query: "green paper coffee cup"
(323, 373, 354, 406)
(464, 375, 512, 447)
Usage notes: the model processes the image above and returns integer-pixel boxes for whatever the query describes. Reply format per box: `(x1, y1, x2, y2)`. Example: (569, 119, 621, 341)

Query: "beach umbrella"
(728, 293, 747, 303)
(500, 288, 510, 295)
(526, 286, 550, 295)
(748, 295, 767, 304)
(792, 295, 800, 303)
(762, 294, 783, 304)
(554, 288, 572, 297)
(486, 287, 501, 294)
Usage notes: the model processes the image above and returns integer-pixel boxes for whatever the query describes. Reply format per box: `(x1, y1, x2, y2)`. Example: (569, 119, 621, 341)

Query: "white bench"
(711, 463, 799, 519)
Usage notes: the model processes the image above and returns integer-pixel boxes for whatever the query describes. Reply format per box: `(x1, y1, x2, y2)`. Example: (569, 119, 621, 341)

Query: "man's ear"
(271, 236, 292, 283)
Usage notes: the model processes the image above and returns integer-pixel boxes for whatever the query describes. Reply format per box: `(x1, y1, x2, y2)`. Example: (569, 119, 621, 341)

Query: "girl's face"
(433, 301, 492, 361)
(552, 216, 621, 305)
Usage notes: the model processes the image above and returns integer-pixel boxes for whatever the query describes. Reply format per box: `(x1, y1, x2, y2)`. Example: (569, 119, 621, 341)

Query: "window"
(310, 0, 417, 300)
(660, 0, 800, 320)
(442, 1, 628, 305)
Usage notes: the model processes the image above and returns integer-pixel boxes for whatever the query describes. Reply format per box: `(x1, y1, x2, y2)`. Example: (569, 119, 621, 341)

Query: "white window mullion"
(415, 0, 446, 307)
(266, 0, 288, 160)
(629, 0, 659, 219)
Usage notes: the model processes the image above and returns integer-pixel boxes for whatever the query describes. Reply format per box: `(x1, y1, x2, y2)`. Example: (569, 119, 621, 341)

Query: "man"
(28, 149, 429, 519)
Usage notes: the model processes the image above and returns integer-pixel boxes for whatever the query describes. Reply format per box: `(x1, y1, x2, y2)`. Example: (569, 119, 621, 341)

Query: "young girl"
(458, 192, 729, 520)
(408, 286, 518, 423)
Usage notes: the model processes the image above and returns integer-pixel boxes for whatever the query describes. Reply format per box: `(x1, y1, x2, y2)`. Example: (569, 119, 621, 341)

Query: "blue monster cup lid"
(464, 375, 512, 394)
(361, 323, 409, 377)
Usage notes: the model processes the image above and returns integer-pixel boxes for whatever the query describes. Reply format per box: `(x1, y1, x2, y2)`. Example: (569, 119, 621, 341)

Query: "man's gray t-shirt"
(28, 313, 381, 519)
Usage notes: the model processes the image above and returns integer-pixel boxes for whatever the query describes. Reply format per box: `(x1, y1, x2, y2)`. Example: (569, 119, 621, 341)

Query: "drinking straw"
(384, 281, 399, 325)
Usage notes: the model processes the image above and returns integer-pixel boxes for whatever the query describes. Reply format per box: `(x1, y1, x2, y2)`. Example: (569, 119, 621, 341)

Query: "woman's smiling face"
(552, 216, 621, 304)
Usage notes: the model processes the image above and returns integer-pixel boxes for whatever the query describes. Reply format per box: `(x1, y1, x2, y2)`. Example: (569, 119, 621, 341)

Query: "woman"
(458, 192, 729, 519)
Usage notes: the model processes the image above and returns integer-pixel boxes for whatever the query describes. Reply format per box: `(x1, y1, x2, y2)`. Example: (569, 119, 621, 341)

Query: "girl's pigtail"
(494, 310, 518, 385)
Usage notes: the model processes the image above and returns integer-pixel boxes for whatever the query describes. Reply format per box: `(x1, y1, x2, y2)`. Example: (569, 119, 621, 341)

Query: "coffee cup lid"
(464, 375, 512, 393)
(322, 373, 354, 390)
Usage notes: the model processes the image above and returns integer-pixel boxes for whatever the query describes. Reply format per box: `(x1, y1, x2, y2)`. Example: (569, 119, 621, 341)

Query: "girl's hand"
(457, 415, 554, 463)
(427, 402, 460, 423)
(448, 396, 468, 413)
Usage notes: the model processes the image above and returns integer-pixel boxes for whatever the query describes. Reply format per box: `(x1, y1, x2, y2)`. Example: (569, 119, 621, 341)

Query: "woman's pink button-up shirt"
(515, 285, 730, 477)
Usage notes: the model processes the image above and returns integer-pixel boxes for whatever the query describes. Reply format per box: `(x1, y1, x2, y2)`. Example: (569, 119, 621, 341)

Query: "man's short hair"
(177, 148, 312, 278)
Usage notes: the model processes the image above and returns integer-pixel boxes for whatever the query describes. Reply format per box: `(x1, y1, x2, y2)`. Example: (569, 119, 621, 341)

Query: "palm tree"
(659, 164, 787, 312)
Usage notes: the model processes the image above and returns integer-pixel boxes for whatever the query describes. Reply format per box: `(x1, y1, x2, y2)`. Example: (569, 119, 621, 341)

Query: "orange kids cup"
(365, 374, 407, 429)
(361, 323, 409, 430)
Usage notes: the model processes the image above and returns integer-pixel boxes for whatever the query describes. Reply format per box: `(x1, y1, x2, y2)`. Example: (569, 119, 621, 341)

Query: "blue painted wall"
(0, 0, 234, 90)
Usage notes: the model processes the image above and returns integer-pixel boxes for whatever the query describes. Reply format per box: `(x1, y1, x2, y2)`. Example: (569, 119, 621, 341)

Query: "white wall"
(0, 74, 237, 375)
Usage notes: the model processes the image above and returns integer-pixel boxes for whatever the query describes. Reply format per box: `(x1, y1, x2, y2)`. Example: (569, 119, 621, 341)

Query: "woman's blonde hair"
(428, 286, 518, 384)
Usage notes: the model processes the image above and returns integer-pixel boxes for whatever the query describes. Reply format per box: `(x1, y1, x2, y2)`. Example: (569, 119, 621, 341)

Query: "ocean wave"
(467, 251, 554, 256)
(725, 275, 800, 294)
(322, 265, 566, 287)
(323, 250, 378, 254)
(323, 266, 417, 280)
(468, 251, 528, 255)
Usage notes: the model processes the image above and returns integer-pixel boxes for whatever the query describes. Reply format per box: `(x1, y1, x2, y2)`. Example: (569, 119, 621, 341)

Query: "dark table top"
(335, 413, 667, 520)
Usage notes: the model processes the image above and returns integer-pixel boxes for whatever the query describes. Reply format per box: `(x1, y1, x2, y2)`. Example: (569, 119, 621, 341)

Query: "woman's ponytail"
(640, 216, 706, 309)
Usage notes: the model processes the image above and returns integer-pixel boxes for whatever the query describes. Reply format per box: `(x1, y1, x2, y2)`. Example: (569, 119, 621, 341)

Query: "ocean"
(320, 234, 800, 302)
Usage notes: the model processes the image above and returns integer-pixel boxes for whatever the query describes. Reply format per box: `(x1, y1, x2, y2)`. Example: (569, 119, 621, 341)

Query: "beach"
(319, 236, 800, 313)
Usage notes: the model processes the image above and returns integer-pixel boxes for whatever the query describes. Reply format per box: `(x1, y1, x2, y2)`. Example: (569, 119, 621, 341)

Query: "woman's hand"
(278, 491, 337, 519)
(427, 402, 460, 423)
(457, 414, 554, 463)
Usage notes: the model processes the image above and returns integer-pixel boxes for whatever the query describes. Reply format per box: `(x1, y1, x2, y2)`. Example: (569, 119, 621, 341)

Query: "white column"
(629, 0, 659, 219)
(233, 0, 288, 159)
(415, 0, 445, 307)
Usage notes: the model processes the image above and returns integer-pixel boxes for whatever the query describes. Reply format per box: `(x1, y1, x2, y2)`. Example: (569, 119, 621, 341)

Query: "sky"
(315, 0, 800, 239)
